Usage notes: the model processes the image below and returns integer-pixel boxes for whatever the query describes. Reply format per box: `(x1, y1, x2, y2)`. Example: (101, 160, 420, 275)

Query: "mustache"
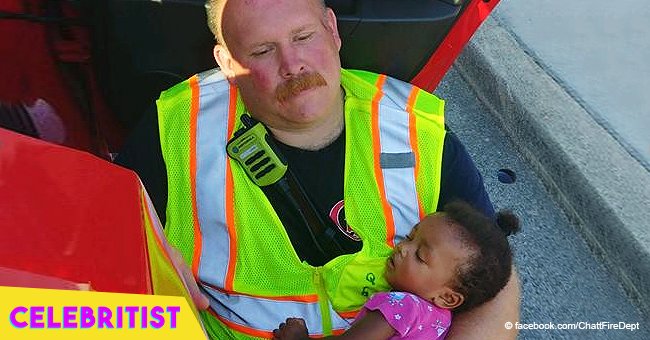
(275, 72, 327, 103)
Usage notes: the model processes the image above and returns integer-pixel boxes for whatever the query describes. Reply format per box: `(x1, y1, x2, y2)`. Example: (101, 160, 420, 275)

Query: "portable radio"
(226, 114, 347, 260)
(226, 114, 288, 187)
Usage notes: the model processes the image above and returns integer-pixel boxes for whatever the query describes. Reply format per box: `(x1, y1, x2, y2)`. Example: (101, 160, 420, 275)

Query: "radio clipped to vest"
(226, 114, 288, 186)
(226, 114, 349, 264)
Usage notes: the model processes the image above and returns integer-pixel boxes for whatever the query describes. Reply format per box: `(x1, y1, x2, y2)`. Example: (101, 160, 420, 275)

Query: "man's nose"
(279, 46, 305, 78)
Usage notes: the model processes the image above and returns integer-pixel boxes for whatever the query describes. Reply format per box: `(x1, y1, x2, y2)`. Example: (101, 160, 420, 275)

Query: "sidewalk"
(454, 4, 650, 315)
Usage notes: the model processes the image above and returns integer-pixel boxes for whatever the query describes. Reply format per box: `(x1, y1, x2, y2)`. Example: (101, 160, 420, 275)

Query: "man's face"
(214, 0, 342, 132)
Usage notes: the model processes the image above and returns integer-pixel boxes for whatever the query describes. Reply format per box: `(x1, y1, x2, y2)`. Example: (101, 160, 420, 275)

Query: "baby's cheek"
(385, 270, 397, 287)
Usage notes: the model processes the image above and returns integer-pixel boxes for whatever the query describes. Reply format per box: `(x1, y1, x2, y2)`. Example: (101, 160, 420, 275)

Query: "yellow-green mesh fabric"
(323, 96, 395, 312)
(157, 80, 196, 265)
(339, 69, 391, 252)
(142, 192, 201, 320)
(227, 94, 317, 295)
(322, 69, 446, 312)
(412, 88, 445, 214)
(321, 69, 395, 312)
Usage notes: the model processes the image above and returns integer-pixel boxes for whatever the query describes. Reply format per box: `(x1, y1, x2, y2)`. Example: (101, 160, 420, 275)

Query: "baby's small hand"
(272, 318, 310, 340)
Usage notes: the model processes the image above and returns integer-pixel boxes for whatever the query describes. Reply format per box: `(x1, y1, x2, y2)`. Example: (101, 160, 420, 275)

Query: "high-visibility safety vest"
(157, 68, 446, 339)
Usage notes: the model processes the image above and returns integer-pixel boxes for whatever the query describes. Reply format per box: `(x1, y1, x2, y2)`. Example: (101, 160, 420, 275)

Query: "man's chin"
(277, 94, 324, 116)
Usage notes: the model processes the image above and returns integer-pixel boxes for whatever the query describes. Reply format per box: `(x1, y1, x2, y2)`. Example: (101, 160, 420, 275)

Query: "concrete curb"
(455, 17, 650, 315)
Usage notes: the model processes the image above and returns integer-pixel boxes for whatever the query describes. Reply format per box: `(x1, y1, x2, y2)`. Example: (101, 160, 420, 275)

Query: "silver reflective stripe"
(330, 306, 352, 332)
(378, 77, 421, 244)
(195, 70, 232, 287)
(380, 152, 415, 169)
(204, 287, 349, 335)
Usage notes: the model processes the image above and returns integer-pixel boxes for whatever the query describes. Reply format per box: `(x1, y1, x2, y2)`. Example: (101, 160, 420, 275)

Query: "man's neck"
(269, 111, 344, 151)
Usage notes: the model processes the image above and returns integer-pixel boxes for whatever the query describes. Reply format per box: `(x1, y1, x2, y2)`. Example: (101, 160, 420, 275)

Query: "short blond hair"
(205, 0, 326, 44)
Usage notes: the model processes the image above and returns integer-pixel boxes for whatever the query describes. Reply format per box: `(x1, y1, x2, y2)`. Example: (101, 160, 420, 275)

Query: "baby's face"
(384, 214, 470, 305)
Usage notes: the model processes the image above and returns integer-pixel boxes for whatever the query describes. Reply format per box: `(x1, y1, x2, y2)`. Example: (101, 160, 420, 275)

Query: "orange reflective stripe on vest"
(377, 76, 427, 247)
(192, 70, 237, 290)
(203, 286, 348, 337)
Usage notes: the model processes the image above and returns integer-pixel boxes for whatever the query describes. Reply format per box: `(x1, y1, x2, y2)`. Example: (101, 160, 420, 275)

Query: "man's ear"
(324, 8, 341, 51)
(433, 288, 465, 310)
(213, 44, 236, 82)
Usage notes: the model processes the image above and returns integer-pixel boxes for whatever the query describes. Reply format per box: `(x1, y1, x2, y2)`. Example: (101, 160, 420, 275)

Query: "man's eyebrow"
(246, 41, 273, 51)
(245, 24, 317, 50)
(291, 24, 317, 35)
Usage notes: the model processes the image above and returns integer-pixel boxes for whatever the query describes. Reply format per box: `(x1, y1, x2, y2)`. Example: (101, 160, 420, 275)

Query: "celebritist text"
(9, 305, 181, 329)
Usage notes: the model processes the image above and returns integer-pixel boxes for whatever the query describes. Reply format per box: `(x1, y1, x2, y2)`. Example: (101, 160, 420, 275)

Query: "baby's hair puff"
(496, 210, 521, 236)
(442, 201, 520, 313)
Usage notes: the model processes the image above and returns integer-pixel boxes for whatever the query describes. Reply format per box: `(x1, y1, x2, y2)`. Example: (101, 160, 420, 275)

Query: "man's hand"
(273, 318, 310, 340)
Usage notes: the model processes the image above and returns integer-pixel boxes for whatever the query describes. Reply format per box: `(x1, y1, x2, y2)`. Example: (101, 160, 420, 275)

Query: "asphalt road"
(436, 67, 649, 339)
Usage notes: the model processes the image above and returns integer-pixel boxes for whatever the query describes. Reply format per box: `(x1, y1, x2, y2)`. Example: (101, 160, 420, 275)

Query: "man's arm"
(446, 269, 520, 340)
(438, 132, 495, 218)
(114, 105, 169, 223)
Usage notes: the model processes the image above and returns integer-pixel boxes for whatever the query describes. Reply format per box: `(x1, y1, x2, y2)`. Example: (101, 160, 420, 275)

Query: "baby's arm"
(273, 312, 395, 340)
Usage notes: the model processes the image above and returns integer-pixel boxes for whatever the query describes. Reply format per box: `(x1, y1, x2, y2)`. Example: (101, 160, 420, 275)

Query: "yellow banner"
(0, 286, 206, 339)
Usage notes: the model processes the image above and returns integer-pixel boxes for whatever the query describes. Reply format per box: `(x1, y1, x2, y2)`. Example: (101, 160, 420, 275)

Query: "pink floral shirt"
(355, 292, 452, 339)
